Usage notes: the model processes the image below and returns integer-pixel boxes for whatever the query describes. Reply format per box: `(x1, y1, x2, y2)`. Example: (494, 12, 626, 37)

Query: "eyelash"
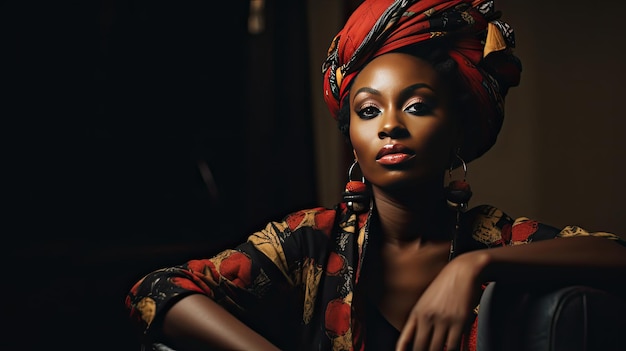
(355, 99, 432, 120)
(405, 100, 432, 116)
(356, 103, 380, 120)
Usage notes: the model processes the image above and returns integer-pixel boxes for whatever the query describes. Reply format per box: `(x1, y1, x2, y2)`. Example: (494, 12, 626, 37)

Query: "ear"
(448, 128, 464, 169)
(452, 126, 464, 157)
(352, 149, 358, 162)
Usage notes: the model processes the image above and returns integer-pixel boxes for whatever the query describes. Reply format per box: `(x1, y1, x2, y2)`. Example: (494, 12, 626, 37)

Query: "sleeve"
(465, 204, 626, 248)
(509, 217, 626, 246)
(124, 206, 338, 341)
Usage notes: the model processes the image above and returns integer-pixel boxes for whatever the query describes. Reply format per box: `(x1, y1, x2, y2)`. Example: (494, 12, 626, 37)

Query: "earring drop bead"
(343, 161, 369, 212)
(345, 180, 367, 193)
(446, 180, 473, 205)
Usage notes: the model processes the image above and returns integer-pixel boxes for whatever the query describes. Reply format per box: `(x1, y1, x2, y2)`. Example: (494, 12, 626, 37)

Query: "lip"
(376, 144, 416, 165)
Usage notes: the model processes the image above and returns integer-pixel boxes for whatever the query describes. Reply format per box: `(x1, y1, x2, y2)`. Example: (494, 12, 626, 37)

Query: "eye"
(356, 104, 381, 120)
(405, 101, 433, 116)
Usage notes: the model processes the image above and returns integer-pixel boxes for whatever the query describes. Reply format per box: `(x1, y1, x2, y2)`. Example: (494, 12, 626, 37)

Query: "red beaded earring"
(343, 160, 370, 212)
(445, 152, 472, 211)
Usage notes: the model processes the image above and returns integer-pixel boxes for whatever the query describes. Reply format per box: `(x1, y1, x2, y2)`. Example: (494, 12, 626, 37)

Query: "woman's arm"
(162, 294, 281, 351)
(472, 235, 626, 289)
(127, 207, 340, 350)
(397, 235, 626, 351)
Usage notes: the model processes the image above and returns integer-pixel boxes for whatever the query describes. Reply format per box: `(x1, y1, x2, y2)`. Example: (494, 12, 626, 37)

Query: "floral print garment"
(126, 204, 625, 351)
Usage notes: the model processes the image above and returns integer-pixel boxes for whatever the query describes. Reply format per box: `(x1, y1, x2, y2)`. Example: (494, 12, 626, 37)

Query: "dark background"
(1, 1, 319, 349)
(4, 0, 626, 350)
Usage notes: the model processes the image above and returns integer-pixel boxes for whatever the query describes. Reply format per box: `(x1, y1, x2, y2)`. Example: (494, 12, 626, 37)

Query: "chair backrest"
(477, 282, 626, 351)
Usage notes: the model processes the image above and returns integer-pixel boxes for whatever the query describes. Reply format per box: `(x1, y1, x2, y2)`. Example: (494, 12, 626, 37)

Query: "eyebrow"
(401, 83, 436, 104)
(353, 83, 435, 102)
(353, 87, 380, 98)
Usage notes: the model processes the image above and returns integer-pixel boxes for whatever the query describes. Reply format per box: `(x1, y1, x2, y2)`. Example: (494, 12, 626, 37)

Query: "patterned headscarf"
(322, 0, 521, 163)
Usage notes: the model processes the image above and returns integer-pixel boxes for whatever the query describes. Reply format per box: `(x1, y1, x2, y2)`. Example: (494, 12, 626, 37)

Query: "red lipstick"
(376, 144, 416, 165)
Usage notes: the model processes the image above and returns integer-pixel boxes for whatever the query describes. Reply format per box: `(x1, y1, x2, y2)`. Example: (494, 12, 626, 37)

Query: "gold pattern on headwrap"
(136, 297, 156, 327)
(335, 67, 344, 90)
(430, 31, 445, 38)
(424, 7, 436, 17)
(461, 11, 474, 24)
(483, 22, 507, 57)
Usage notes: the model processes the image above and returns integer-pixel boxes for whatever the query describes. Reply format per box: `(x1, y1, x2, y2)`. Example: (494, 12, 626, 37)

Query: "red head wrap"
(322, 0, 521, 163)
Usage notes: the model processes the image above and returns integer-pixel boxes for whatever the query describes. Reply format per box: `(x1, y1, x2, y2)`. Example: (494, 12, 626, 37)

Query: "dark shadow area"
(2, 0, 316, 349)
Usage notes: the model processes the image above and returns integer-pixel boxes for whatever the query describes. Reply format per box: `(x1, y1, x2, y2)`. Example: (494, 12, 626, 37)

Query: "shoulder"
(460, 204, 512, 248)
(557, 225, 626, 245)
(247, 207, 338, 246)
(461, 204, 561, 248)
(279, 203, 370, 232)
(279, 206, 339, 234)
(461, 204, 626, 249)
(245, 207, 340, 268)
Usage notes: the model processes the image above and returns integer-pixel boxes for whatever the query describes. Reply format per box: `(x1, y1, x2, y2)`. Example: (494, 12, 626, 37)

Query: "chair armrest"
(477, 282, 626, 351)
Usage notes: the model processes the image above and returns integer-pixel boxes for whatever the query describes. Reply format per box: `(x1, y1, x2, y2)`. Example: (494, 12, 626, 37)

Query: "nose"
(378, 111, 409, 139)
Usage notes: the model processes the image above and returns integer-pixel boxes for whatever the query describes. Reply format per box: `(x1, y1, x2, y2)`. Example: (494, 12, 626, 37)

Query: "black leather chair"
(477, 282, 626, 351)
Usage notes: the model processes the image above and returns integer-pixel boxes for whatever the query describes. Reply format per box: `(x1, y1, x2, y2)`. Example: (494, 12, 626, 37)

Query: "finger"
(444, 323, 464, 351)
(411, 321, 433, 351)
(427, 325, 448, 351)
(395, 317, 418, 351)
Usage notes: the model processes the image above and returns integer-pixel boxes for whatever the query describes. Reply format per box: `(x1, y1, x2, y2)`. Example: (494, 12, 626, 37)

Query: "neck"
(371, 181, 454, 245)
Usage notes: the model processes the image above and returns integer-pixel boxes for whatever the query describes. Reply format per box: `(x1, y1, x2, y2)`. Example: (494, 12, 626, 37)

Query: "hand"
(395, 252, 485, 351)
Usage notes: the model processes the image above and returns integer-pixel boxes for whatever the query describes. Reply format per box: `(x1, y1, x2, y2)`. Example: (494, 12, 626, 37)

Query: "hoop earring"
(445, 152, 473, 211)
(445, 151, 472, 261)
(343, 160, 369, 212)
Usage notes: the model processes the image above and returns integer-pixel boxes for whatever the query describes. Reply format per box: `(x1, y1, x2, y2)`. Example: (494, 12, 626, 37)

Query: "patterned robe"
(126, 203, 625, 350)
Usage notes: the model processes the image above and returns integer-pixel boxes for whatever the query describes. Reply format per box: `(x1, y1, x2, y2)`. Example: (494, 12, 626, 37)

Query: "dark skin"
(349, 53, 626, 351)
(349, 51, 463, 341)
(161, 52, 626, 351)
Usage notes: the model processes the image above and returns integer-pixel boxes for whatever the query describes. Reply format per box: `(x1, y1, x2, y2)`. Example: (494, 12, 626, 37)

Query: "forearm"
(162, 294, 281, 351)
(462, 236, 626, 291)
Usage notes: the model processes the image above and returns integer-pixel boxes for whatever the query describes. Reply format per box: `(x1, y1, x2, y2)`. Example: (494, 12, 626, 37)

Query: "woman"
(126, 1, 626, 350)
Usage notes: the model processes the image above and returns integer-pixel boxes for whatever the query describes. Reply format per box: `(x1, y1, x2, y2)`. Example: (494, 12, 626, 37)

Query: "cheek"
(348, 118, 372, 158)
(349, 131, 366, 162)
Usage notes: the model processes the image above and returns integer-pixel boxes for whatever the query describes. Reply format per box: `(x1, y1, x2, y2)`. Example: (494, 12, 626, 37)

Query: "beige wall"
(309, 0, 626, 238)
(308, 0, 346, 207)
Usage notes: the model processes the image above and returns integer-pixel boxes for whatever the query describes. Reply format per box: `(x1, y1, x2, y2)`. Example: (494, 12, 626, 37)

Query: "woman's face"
(349, 52, 459, 191)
